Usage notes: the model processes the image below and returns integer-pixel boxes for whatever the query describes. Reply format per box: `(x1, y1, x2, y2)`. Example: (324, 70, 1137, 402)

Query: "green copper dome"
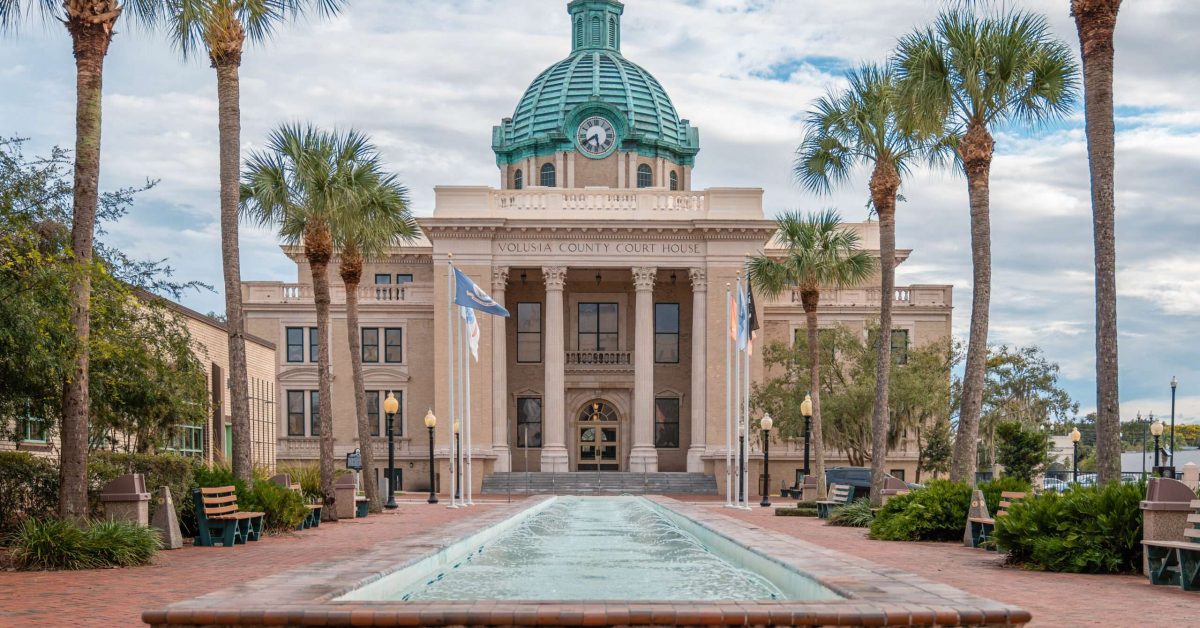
(492, 0, 699, 167)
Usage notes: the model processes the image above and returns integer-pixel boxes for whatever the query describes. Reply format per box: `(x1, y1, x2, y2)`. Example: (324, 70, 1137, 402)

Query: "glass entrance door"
(577, 400, 619, 471)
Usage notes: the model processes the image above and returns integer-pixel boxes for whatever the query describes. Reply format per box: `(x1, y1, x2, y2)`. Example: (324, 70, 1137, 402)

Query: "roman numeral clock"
(576, 116, 616, 157)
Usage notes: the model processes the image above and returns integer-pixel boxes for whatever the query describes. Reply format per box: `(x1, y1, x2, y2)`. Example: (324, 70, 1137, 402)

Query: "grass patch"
(827, 498, 874, 527)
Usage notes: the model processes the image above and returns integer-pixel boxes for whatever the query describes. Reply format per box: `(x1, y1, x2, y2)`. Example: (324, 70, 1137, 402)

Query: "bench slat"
(1144, 540, 1200, 550)
(1189, 500, 1200, 510)
(1183, 528, 1200, 540)
(1186, 513, 1200, 524)
(199, 486, 237, 495)
(204, 504, 240, 516)
(201, 495, 237, 506)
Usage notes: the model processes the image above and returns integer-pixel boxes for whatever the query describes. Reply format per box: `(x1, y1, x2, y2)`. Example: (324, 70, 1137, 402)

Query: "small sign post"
(345, 448, 362, 471)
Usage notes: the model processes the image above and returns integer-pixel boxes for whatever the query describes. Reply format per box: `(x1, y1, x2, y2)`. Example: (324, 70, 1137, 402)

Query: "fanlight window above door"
(578, 400, 618, 423)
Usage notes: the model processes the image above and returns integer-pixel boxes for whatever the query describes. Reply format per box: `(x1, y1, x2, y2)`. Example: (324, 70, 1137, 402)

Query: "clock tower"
(491, 0, 700, 191)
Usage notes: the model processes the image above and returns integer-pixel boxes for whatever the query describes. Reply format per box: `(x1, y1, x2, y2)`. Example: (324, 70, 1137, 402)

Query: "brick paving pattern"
(0, 496, 1196, 626)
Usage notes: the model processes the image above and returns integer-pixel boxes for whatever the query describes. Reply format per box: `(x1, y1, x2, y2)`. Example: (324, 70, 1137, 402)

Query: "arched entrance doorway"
(576, 400, 620, 471)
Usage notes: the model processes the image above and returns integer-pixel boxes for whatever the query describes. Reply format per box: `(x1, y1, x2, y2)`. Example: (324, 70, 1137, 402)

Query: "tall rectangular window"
(517, 397, 542, 448)
(517, 303, 542, 363)
(308, 327, 319, 362)
(366, 390, 380, 437)
(18, 416, 47, 443)
(578, 303, 618, 351)
(287, 390, 305, 436)
(654, 303, 680, 363)
(654, 397, 680, 448)
(396, 274, 413, 284)
(361, 328, 379, 363)
(286, 327, 304, 363)
(384, 328, 403, 363)
(374, 274, 392, 285)
(309, 390, 321, 436)
(891, 330, 909, 365)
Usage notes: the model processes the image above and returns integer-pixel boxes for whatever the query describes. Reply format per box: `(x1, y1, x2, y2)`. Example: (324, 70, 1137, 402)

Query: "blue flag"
(452, 266, 510, 317)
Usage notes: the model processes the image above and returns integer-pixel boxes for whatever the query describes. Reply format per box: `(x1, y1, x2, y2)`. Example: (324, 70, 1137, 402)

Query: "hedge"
(869, 477, 1031, 542)
(0, 452, 60, 538)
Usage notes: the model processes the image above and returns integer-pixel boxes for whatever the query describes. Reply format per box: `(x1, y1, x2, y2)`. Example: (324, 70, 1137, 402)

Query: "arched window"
(637, 164, 653, 188)
(591, 16, 602, 46)
(513, 169, 523, 190)
(669, 170, 679, 191)
(575, 18, 583, 49)
(608, 17, 616, 48)
(540, 163, 556, 187)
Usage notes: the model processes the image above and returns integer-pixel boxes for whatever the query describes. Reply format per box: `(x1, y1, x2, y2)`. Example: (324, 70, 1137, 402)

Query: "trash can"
(99, 474, 151, 526)
(335, 473, 358, 519)
(1140, 477, 1195, 575)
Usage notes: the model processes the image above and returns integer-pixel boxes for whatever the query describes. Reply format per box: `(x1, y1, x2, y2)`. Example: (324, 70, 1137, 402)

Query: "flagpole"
(446, 256, 457, 508)
(735, 275, 743, 508)
(724, 283, 733, 508)
(743, 336, 752, 510)
(465, 312, 474, 506)
(457, 306, 466, 508)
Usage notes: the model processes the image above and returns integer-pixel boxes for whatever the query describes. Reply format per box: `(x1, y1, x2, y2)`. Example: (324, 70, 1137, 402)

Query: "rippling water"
(399, 497, 785, 601)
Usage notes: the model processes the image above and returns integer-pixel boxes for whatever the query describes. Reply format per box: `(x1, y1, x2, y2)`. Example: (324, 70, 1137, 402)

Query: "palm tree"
(1, 0, 164, 518)
(241, 124, 380, 521)
(166, 0, 343, 482)
(894, 8, 1078, 482)
(794, 63, 950, 506)
(747, 209, 874, 500)
(1071, 0, 1122, 483)
(336, 172, 415, 514)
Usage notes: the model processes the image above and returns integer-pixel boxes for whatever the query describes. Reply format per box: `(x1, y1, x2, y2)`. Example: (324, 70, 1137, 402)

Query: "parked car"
(824, 467, 918, 500)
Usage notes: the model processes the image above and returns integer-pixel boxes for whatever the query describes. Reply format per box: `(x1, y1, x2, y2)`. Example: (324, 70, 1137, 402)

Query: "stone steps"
(480, 472, 717, 495)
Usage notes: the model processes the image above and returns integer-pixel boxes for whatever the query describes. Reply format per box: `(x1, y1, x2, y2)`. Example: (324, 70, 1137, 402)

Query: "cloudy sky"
(2, 0, 1197, 424)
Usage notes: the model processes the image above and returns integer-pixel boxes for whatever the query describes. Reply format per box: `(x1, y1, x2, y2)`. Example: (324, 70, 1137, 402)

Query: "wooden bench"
(191, 486, 265, 547)
(968, 491, 1026, 550)
(1144, 499, 1200, 591)
(816, 484, 853, 519)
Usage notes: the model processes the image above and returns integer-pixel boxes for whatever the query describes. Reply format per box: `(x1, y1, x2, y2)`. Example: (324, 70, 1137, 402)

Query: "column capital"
(632, 267, 657, 291)
(542, 266, 568, 290)
(491, 267, 509, 291)
(688, 268, 707, 292)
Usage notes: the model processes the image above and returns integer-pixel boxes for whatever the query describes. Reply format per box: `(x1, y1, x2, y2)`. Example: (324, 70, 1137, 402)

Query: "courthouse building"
(242, 0, 952, 494)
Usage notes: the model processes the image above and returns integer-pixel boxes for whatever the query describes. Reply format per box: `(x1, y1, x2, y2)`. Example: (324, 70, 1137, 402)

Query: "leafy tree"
(747, 210, 873, 499)
(795, 63, 950, 506)
(1071, 0, 1124, 485)
(995, 420, 1051, 483)
(1, 0, 167, 518)
(919, 419, 953, 482)
(977, 345, 1079, 466)
(166, 0, 344, 483)
(895, 7, 1078, 483)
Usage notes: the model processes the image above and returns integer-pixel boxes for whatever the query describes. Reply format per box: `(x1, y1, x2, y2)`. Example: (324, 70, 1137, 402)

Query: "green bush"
(993, 481, 1144, 573)
(0, 452, 59, 540)
(276, 462, 322, 503)
(869, 478, 1032, 541)
(89, 452, 202, 527)
(775, 507, 819, 517)
(828, 498, 875, 527)
(8, 518, 159, 570)
(195, 464, 306, 534)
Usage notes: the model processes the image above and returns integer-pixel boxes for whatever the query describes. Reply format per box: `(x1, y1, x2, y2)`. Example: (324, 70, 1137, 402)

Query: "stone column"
(687, 268, 707, 472)
(630, 266, 659, 472)
(567, 152, 576, 188)
(683, 165, 692, 191)
(491, 267, 510, 472)
(554, 152, 565, 187)
(656, 157, 667, 187)
(541, 266, 570, 472)
(616, 152, 626, 188)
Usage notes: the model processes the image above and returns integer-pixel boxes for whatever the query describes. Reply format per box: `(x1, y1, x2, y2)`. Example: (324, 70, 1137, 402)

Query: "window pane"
(309, 328, 319, 362)
(374, 274, 392, 285)
(517, 334, 541, 363)
(669, 170, 678, 191)
(514, 169, 523, 190)
(598, 333, 619, 352)
(517, 303, 541, 332)
(286, 327, 303, 363)
(517, 397, 542, 448)
(385, 328, 403, 363)
(367, 391, 380, 437)
(578, 303, 597, 333)
(654, 398, 680, 448)
(396, 274, 413, 284)
(655, 303, 679, 333)
(287, 391, 305, 436)
(361, 328, 379, 363)
(597, 303, 618, 333)
(393, 391, 404, 436)
(891, 330, 909, 365)
(540, 163, 556, 187)
(637, 165, 652, 188)
(655, 335, 679, 363)
(310, 390, 321, 436)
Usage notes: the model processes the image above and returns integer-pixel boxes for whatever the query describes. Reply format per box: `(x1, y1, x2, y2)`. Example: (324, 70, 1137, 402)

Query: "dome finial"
(568, 0, 623, 53)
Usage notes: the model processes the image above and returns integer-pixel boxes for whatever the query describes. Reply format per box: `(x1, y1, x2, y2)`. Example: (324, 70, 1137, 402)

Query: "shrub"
(775, 507, 819, 517)
(869, 478, 1031, 541)
(0, 452, 59, 540)
(8, 518, 159, 570)
(195, 464, 306, 534)
(276, 462, 322, 503)
(828, 498, 875, 527)
(993, 480, 1144, 573)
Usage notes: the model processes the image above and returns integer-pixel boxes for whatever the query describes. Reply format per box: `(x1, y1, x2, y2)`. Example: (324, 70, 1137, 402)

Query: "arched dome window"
(669, 170, 679, 191)
(637, 164, 653, 189)
(540, 163, 556, 187)
(591, 16, 602, 47)
(513, 169, 523, 190)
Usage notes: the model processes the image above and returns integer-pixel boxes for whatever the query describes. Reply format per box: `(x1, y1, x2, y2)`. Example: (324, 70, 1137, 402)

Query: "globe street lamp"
(453, 420, 462, 501)
(423, 409, 438, 504)
(1151, 419, 1164, 473)
(1138, 411, 1146, 477)
(383, 392, 400, 510)
(800, 393, 813, 477)
(1069, 427, 1081, 483)
(1170, 376, 1178, 468)
(760, 414, 773, 507)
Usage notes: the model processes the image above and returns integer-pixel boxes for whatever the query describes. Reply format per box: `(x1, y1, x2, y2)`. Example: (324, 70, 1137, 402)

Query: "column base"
(539, 446, 569, 472)
(686, 446, 706, 473)
(492, 445, 511, 473)
(629, 446, 659, 473)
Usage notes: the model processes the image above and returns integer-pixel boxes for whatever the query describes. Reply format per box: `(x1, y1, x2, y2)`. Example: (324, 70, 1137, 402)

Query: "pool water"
(395, 497, 786, 601)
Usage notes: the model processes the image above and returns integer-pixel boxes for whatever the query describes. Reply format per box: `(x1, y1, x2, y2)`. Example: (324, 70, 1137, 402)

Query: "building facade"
(243, 0, 953, 494)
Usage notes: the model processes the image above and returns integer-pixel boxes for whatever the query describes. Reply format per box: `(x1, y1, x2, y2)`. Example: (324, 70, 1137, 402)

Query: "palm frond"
(746, 209, 875, 300)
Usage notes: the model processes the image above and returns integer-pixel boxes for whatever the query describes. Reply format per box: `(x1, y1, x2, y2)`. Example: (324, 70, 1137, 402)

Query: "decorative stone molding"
(542, 266, 568, 290)
(632, 266, 657, 291)
(491, 267, 509, 291)
(689, 268, 707, 292)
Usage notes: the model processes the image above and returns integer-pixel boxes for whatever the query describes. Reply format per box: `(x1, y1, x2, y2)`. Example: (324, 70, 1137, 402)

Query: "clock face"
(576, 116, 616, 156)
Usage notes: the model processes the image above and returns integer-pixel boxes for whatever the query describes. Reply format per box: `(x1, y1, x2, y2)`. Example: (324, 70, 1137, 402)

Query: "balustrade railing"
(244, 282, 433, 305)
(565, 350, 634, 371)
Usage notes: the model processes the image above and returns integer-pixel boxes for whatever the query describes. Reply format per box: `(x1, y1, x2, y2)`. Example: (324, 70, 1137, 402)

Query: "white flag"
(460, 306, 480, 362)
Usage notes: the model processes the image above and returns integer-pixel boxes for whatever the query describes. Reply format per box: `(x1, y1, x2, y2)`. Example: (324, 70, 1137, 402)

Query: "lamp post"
(760, 414, 773, 507)
(1170, 376, 1178, 467)
(1151, 419, 1164, 473)
(1070, 427, 1081, 483)
(453, 420, 462, 501)
(800, 393, 813, 477)
(424, 410, 438, 504)
(1138, 411, 1146, 477)
(737, 421, 745, 505)
(383, 392, 399, 510)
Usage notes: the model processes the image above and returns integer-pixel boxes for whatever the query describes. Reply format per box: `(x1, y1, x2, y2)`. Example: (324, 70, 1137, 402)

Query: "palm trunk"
(1074, 0, 1122, 484)
(869, 162, 900, 506)
(305, 222, 337, 521)
(214, 54, 253, 483)
(950, 122, 995, 483)
(59, 9, 116, 519)
(342, 254, 381, 513)
(800, 290, 827, 500)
